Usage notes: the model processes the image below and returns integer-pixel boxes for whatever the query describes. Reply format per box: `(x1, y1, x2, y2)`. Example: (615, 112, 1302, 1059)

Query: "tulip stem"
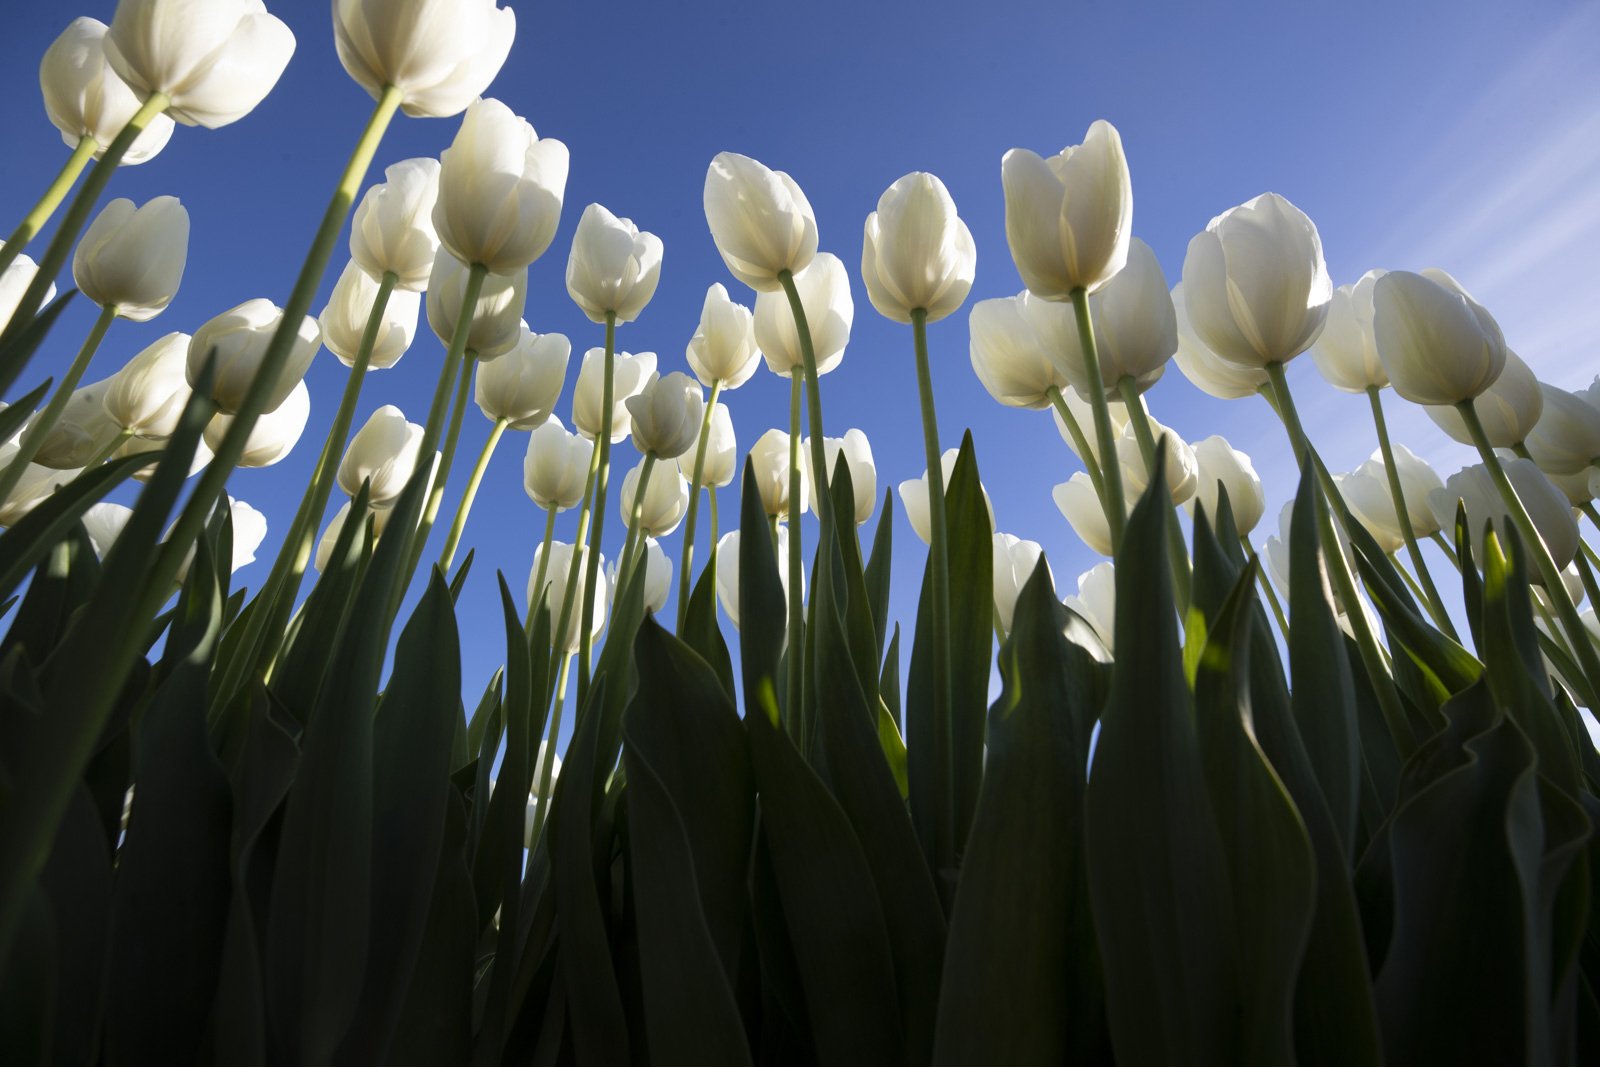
(440, 417, 508, 572)
(1367, 386, 1457, 639)
(525, 504, 558, 633)
(403, 352, 476, 590)
(786, 373, 806, 731)
(1580, 503, 1600, 545)
(676, 379, 724, 630)
(618, 454, 657, 594)
(0, 135, 97, 279)
(709, 485, 720, 548)
(1245, 534, 1292, 643)
(1046, 386, 1105, 499)
(1430, 532, 1461, 569)
(578, 312, 617, 704)
(0, 303, 116, 506)
(1455, 399, 1600, 702)
(1583, 538, 1600, 575)
(1068, 288, 1126, 548)
(1117, 375, 1191, 612)
(777, 270, 834, 532)
(83, 428, 135, 472)
(530, 652, 574, 845)
(1570, 549, 1600, 635)
(768, 514, 780, 548)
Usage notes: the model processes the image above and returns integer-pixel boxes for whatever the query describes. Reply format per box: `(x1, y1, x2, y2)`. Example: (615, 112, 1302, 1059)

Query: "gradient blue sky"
(3, 0, 1597, 720)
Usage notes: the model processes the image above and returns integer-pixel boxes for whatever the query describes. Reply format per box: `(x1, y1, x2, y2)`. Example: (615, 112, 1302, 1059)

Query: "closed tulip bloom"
(1428, 458, 1579, 575)
(1063, 561, 1117, 656)
(1545, 466, 1595, 508)
(1182, 193, 1331, 369)
(609, 538, 672, 615)
(1068, 238, 1175, 395)
(566, 204, 664, 324)
(754, 252, 853, 378)
(1116, 426, 1197, 506)
(73, 196, 188, 321)
(992, 532, 1051, 637)
(1, 257, 58, 335)
(82, 502, 134, 558)
(1337, 444, 1444, 551)
(572, 348, 656, 442)
(1311, 270, 1388, 392)
(338, 404, 425, 507)
(1186, 435, 1266, 536)
(351, 158, 442, 291)
(34, 378, 121, 468)
(1424, 349, 1542, 448)
(320, 260, 421, 369)
(1577, 376, 1600, 415)
(803, 428, 876, 525)
(475, 326, 569, 429)
(104, 331, 191, 438)
(749, 428, 802, 519)
(680, 403, 737, 489)
(188, 298, 321, 414)
(703, 152, 818, 292)
(105, 0, 295, 129)
(333, 0, 514, 119)
(715, 528, 799, 630)
(1053, 472, 1118, 556)
(620, 458, 690, 537)
(40, 18, 175, 163)
(528, 541, 608, 652)
(626, 372, 703, 460)
(1372, 268, 1506, 405)
(204, 378, 309, 467)
(1171, 282, 1269, 399)
(433, 98, 569, 274)
(901, 447, 994, 546)
(861, 172, 976, 323)
(1525, 384, 1600, 475)
(1001, 119, 1133, 298)
(686, 284, 761, 388)
(116, 431, 211, 482)
(316, 500, 391, 572)
(425, 251, 527, 359)
(523, 416, 590, 511)
(1050, 387, 1131, 467)
(968, 292, 1072, 409)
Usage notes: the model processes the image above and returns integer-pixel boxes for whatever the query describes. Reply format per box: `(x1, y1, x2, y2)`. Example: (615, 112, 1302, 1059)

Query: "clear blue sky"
(3, 0, 1597, 719)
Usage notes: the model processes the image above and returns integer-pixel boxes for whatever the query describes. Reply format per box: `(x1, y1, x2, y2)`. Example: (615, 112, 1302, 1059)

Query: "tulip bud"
(105, 0, 296, 129)
(1310, 270, 1388, 392)
(803, 428, 876, 525)
(433, 98, 569, 274)
(116, 431, 212, 483)
(749, 429, 802, 519)
(572, 349, 656, 442)
(861, 172, 976, 324)
(339, 405, 425, 507)
(680, 403, 736, 490)
(1372, 269, 1507, 405)
(475, 326, 570, 429)
(703, 152, 818, 292)
(1182, 193, 1332, 369)
(992, 532, 1051, 637)
(72, 196, 188, 321)
(619, 458, 690, 537)
(900, 448, 994, 546)
(753, 252, 853, 378)
(626, 372, 703, 459)
(1050, 388, 1131, 467)
(104, 331, 191, 438)
(686, 283, 761, 388)
(1063, 562, 1117, 655)
(968, 292, 1072, 410)
(1524, 384, 1600, 476)
(33, 377, 121, 469)
(1, 256, 58, 335)
(1053, 472, 1119, 557)
(1428, 458, 1580, 576)
(566, 204, 664, 325)
(188, 298, 321, 414)
(528, 541, 608, 652)
(1171, 282, 1269, 399)
(82, 502, 133, 558)
(1336, 448, 1445, 554)
(1001, 119, 1133, 298)
(320, 260, 421, 370)
(204, 378, 309, 468)
(1186, 435, 1266, 536)
(1424, 349, 1542, 448)
(523, 416, 591, 511)
(609, 537, 672, 615)
(1116, 425, 1197, 507)
(1063, 238, 1176, 396)
(334, 0, 515, 119)
(715, 528, 800, 630)
(350, 158, 442, 292)
(315, 500, 391, 572)
(172, 497, 267, 582)
(40, 17, 175, 163)
(425, 251, 527, 360)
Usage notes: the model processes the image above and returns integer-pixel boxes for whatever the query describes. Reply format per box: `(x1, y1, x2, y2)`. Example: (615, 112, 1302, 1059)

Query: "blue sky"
(3, 0, 1597, 724)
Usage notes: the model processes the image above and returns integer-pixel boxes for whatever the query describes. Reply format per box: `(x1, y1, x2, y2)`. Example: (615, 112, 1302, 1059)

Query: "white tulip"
(40, 18, 175, 163)
(315, 500, 391, 572)
(528, 541, 607, 652)
(433, 98, 569, 274)
(333, 0, 515, 119)
(609, 537, 672, 615)
(1578, 376, 1600, 415)
(320, 259, 421, 369)
(1525, 384, 1600, 476)
(1545, 467, 1595, 508)
(749, 428, 801, 519)
(968, 292, 1072, 410)
(1310, 270, 1388, 392)
(1186, 435, 1266, 536)
(714, 528, 800, 630)
(172, 496, 266, 581)
(82, 502, 133, 558)
(1428, 458, 1580, 575)
(753, 252, 853, 378)
(425, 250, 527, 360)
(1171, 282, 1269, 399)
(861, 171, 975, 324)
(1337, 445, 1444, 552)
(115, 431, 211, 483)
(1372, 269, 1507, 405)
(204, 378, 309, 468)
(1064, 237, 1175, 396)
(703, 152, 818, 292)
(103, 331, 191, 438)
(571, 349, 656, 442)
(1053, 472, 1118, 557)
(680, 403, 736, 489)
(626, 372, 703, 460)
(1001, 119, 1133, 298)
(1424, 349, 1541, 448)
(686, 283, 761, 389)
(993, 532, 1051, 637)
(523, 416, 591, 511)
(565, 204, 664, 324)
(338, 405, 424, 507)
(72, 196, 188, 321)
(1, 257, 58, 335)
(619, 458, 689, 538)
(350, 158, 442, 292)
(899, 447, 994, 546)
(105, 0, 296, 129)
(475, 326, 570, 429)
(1063, 562, 1117, 655)
(188, 298, 321, 415)
(1116, 424, 1198, 507)
(33, 377, 121, 469)
(803, 428, 876, 525)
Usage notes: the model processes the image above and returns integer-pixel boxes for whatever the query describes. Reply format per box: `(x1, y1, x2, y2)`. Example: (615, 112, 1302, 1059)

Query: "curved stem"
(1246, 534, 1292, 644)
(525, 503, 558, 632)
(1579, 501, 1600, 546)
(530, 652, 574, 845)
(1046, 385, 1105, 499)
(82, 427, 134, 472)
(0, 135, 97, 278)
(1569, 548, 1600, 630)
(0, 304, 116, 504)
(578, 312, 617, 703)
(1430, 531, 1461, 570)
(776, 271, 833, 532)
(618, 453, 657, 593)
(1068, 288, 1125, 547)
(409, 351, 476, 571)
(677, 379, 723, 630)
(786, 374, 805, 729)
(1367, 386, 1457, 638)
(440, 417, 508, 571)
(1117, 375, 1191, 612)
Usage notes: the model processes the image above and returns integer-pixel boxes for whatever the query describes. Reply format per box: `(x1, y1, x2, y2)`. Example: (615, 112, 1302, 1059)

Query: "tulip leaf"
(864, 486, 895, 661)
(0, 453, 151, 606)
(0, 377, 52, 450)
(0, 526, 99, 671)
(1352, 538, 1482, 699)
(879, 624, 902, 729)
(447, 548, 474, 604)
(737, 460, 786, 723)
(680, 542, 735, 700)
(0, 289, 75, 397)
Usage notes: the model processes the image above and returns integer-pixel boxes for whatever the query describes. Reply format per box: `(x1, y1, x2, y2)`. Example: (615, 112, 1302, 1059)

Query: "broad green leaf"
(863, 487, 894, 662)
(0, 289, 75, 397)
(0, 377, 52, 451)
(737, 460, 786, 723)
(389, 792, 474, 1067)
(0, 526, 99, 670)
(0, 453, 150, 605)
(680, 542, 735, 700)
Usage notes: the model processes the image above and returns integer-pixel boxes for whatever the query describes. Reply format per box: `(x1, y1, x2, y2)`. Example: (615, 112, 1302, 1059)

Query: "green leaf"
(0, 377, 52, 451)
(447, 548, 474, 604)
(0, 525, 100, 671)
(388, 793, 474, 1067)
(863, 487, 895, 662)
(0, 289, 75, 397)
(0, 453, 150, 605)
(737, 459, 786, 725)
(679, 542, 735, 700)
(1353, 539, 1482, 700)
(879, 624, 902, 730)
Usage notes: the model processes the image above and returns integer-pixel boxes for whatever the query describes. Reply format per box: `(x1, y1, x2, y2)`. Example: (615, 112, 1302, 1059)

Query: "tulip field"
(5, 2, 1600, 1065)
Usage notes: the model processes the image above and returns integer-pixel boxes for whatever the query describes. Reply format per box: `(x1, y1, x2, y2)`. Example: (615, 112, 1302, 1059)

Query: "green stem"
(1046, 385, 1105, 499)
(530, 653, 573, 845)
(786, 373, 805, 730)
(0, 135, 97, 278)
(1570, 548, 1600, 631)
(578, 312, 617, 703)
(524, 503, 558, 632)
(709, 484, 719, 547)
(1579, 502, 1600, 546)
(405, 351, 475, 583)
(676, 379, 724, 630)
(776, 270, 834, 532)
(1367, 386, 1457, 638)
(1583, 538, 1600, 575)
(618, 454, 657, 594)
(439, 417, 507, 571)
(82, 427, 134, 472)
(769, 513, 779, 550)
(1117, 375, 1191, 612)
(0, 303, 116, 504)
(1392, 553, 1430, 605)
(1430, 532, 1462, 570)
(1246, 534, 1292, 643)
(1069, 288, 1125, 547)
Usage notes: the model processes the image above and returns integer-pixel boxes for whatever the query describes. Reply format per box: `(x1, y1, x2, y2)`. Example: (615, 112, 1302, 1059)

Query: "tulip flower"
(105, 0, 296, 129)
(0, 257, 58, 335)
(171, 496, 267, 583)
(1062, 562, 1117, 656)
(686, 283, 761, 389)
(315, 500, 391, 572)
(1115, 425, 1198, 506)
(1001, 119, 1133, 298)
(82, 502, 134, 558)
(475, 326, 570, 430)
(803, 429, 876, 526)
(72, 196, 188, 321)
(714, 528, 799, 630)
(1311, 270, 1389, 393)
(1060, 238, 1176, 398)
(681, 404, 736, 489)
(1186, 435, 1266, 536)
(104, 331, 191, 439)
(425, 251, 527, 360)
(753, 252, 853, 378)
(1054, 472, 1119, 557)
(1429, 458, 1580, 576)
(1424, 349, 1542, 448)
(333, 0, 515, 119)
(1171, 282, 1269, 400)
(1372, 269, 1506, 405)
(433, 98, 569, 275)
(992, 532, 1051, 637)
(1525, 384, 1600, 475)
(572, 348, 656, 443)
(338, 405, 425, 508)
(320, 260, 421, 370)
(1577, 376, 1600, 415)
(968, 292, 1073, 410)
(703, 152, 818, 292)
(609, 538, 672, 615)
(1343, 444, 1446, 547)
(40, 18, 175, 163)
(350, 158, 442, 292)
(115, 430, 212, 483)
(749, 429, 802, 519)
(619, 457, 689, 538)
(32, 378, 122, 469)
(626, 372, 703, 460)
(528, 541, 608, 652)
(204, 378, 309, 468)
(524, 417, 591, 512)
(860, 172, 976, 324)
(900, 448, 994, 546)
(189, 298, 321, 414)
(566, 205, 664, 325)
